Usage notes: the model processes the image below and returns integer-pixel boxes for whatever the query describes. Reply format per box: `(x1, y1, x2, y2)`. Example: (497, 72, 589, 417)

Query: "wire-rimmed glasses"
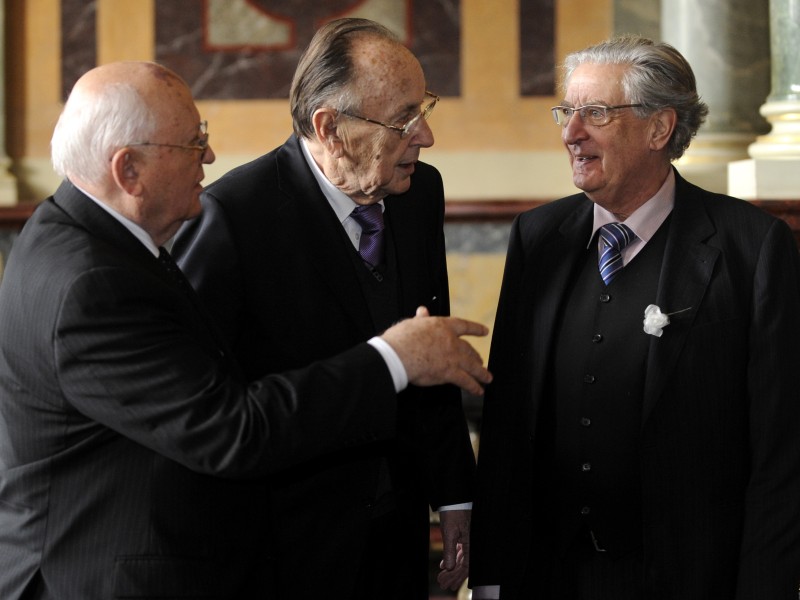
(341, 92, 439, 138)
(550, 104, 643, 127)
(128, 120, 210, 159)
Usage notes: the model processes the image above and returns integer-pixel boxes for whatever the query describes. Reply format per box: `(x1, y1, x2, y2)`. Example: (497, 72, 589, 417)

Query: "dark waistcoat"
(547, 217, 671, 557)
(347, 217, 401, 515)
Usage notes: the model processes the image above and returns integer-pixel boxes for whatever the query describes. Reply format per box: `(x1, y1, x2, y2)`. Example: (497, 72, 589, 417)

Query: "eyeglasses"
(550, 104, 643, 127)
(129, 120, 210, 159)
(340, 91, 439, 138)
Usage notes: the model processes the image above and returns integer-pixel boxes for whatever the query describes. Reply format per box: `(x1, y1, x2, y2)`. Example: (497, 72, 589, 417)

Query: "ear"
(649, 108, 677, 151)
(109, 148, 143, 196)
(312, 108, 345, 157)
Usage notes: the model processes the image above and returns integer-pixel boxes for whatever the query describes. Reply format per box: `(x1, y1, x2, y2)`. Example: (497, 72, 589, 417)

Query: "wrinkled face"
(331, 38, 434, 204)
(561, 63, 658, 212)
(136, 81, 215, 241)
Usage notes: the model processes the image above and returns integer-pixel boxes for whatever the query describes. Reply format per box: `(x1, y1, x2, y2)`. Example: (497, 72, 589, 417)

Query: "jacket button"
(599, 294, 611, 303)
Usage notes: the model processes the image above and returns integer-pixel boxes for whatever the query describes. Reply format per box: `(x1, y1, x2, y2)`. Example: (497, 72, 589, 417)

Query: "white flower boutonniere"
(643, 304, 692, 337)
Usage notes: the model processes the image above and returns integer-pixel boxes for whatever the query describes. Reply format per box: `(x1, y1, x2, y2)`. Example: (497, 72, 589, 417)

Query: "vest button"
(583, 374, 596, 384)
(599, 293, 611, 303)
(581, 506, 591, 515)
(581, 462, 592, 472)
(592, 334, 603, 343)
(581, 417, 591, 427)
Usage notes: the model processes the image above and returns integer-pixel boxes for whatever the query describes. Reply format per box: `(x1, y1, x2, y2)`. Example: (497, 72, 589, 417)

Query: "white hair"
(51, 81, 157, 185)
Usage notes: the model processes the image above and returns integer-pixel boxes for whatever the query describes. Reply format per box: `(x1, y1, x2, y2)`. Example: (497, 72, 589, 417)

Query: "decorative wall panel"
(61, 0, 462, 99)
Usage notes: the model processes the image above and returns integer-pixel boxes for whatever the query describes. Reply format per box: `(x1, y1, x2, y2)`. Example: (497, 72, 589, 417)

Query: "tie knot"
(599, 222, 635, 252)
(350, 204, 384, 234)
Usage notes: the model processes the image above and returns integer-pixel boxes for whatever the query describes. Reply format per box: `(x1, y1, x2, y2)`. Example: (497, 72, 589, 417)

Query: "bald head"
(50, 61, 213, 247)
(51, 61, 192, 189)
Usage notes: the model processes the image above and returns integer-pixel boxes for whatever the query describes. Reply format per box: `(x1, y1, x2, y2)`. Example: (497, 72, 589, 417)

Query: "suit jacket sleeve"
(735, 217, 800, 598)
(413, 175, 475, 510)
(470, 214, 533, 588)
(52, 262, 398, 478)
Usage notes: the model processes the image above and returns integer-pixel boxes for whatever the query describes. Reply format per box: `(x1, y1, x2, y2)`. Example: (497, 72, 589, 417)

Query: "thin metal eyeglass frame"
(340, 92, 439, 138)
(550, 104, 644, 126)
(128, 120, 209, 158)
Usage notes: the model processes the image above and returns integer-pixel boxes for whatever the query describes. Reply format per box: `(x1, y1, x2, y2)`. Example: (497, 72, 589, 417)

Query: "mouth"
(398, 159, 417, 172)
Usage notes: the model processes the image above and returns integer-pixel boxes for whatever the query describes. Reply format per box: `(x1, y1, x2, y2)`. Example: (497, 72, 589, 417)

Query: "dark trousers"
(352, 508, 429, 600)
(546, 530, 644, 600)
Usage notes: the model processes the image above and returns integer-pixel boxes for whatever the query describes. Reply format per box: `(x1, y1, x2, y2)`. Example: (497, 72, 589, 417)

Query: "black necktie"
(158, 246, 194, 296)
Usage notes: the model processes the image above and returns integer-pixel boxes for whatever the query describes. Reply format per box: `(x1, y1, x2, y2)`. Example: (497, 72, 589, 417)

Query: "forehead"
(350, 37, 425, 111)
(155, 84, 200, 135)
(565, 63, 628, 104)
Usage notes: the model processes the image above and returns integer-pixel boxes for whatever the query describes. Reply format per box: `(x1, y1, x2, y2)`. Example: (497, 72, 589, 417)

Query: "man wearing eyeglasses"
(470, 36, 800, 599)
(0, 60, 493, 599)
(173, 17, 476, 600)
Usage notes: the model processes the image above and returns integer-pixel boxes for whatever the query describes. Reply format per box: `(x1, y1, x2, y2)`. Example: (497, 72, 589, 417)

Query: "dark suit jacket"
(173, 135, 476, 598)
(470, 171, 800, 599)
(0, 181, 401, 600)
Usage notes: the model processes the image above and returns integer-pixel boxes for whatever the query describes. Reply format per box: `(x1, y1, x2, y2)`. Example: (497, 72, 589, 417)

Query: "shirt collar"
(588, 168, 675, 248)
(75, 184, 160, 257)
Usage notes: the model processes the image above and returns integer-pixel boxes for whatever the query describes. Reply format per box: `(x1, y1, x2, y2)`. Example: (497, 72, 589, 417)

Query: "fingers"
(436, 564, 468, 591)
(380, 313, 492, 393)
(450, 338, 493, 395)
(414, 306, 489, 338)
(437, 545, 469, 591)
(446, 316, 490, 338)
(441, 528, 457, 571)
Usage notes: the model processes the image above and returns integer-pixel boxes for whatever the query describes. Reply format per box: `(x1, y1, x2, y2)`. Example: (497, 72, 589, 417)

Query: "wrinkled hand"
(437, 509, 470, 591)
(380, 307, 492, 396)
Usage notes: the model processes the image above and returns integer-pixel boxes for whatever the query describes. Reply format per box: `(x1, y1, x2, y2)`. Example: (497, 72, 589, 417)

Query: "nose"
(202, 144, 216, 164)
(409, 117, 435, 148)
(562, 113, 589, 146)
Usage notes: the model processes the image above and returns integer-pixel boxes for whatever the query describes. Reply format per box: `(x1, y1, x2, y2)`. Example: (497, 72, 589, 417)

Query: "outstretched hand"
(381, 306, 492, 396)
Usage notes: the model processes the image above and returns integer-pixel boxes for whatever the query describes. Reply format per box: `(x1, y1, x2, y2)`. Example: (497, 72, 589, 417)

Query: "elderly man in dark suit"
(0, 60, 491, 600)
(470, 36, 800, 599)
(173, 18, 475, 599)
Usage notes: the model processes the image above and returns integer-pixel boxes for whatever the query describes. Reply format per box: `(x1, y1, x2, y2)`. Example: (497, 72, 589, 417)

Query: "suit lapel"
(275, 138, 375, 338)
(641, 173, 719, 425)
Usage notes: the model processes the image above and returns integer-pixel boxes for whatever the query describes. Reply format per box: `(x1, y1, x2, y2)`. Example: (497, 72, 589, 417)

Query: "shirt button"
(581, 417, 591, 427)
(581, 463, 592, 472)
(583, 374, 596, 384)
(592, 334, 603, 343)
(599, 293, 611, 303)
(581, 506, 591, 515)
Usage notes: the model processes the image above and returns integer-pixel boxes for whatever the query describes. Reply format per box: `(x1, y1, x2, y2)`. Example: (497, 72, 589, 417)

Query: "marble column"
(729, 0, 800, 198)
(0, 2, 19, 206)
(661, 0, 771, 193)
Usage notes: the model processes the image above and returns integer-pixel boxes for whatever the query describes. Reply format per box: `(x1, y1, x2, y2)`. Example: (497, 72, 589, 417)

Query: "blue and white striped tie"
(598, 222, 635, 285)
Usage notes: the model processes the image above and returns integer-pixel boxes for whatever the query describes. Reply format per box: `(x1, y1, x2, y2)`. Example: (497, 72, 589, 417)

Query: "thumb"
(415, 305, 430, 318)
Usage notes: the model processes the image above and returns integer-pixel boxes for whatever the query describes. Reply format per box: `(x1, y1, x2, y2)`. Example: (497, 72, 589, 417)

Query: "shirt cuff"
(436, 502, 473, 511)
(367, 336, 408, 393)
(471, 585, 501, 599)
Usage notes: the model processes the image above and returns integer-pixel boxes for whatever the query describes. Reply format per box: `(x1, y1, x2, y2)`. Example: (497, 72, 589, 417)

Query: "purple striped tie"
(598, 222, 635, 285)
(350, 204, 385, 267)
